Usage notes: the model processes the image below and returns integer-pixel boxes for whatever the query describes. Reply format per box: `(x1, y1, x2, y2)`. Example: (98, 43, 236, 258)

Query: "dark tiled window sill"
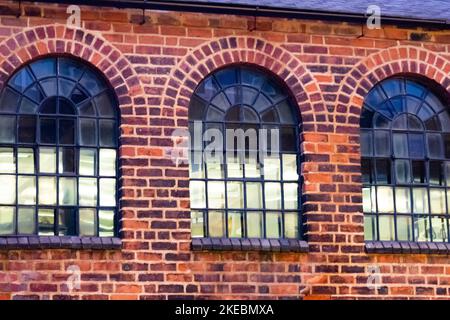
(0, 236, 122, 250)
(191, 238, 308, 252)
(365, 241, 450, 255)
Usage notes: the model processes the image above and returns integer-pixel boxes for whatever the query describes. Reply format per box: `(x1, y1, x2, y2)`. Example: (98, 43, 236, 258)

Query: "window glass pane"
(207, 181, 225, 209)
(283, 183, 298, 210)
(246, 211, 263, 238)
(189, 180, 205, 208)
(227, 181, 243, 209)
(208, 210, 224, 237)
(0, 175, 15, 204)
(0, 116, 16, 143)
(39, 147, 56, 173)
(430, 188, 446, 214)
(99, 178, 116, 206)
(376, 186, 394, 213)
(81, 70, 107, 97)
(393, 133, 408, 157)
(38, 177, 56, 205)
(59, 148, 75, 174)
(395, 160, 410, 184)
(284, 213, 298, 239)
(189, 96, 207, 120)
(206, 158, 224, 179)
(99, 210, 114, 237)
(30, 58, 56, 79)
(0, 206, 14, 235)
(397, 216, 412, 241)
(226, 154, 243, 178)
(378, 215, 395, 241)
(412, 161, 426, 183)
(431, 216, 447, 242)
(18, 115, 36, 143)
(381, 79, 402, 98)
(59, 177, 77, 206)
(58, 78, 75, 98)
(362, 187, 376, 213)
(18, 148, 34, 173)
(18, 207, 35, 234)
(99, 149, 116, 177)
(374, 131, 390, 156)
(58, 208, 76, 236)
(40, 118, 56, 144)
(0, 88, 20, 113)
(375, 159, 391, 184)
(94, 92, 115, 117)
(38, 208, 54, 236)
(189, 151, 204, 179)
(413, 187, 429, 214)
(99, 120, 116, 147)
(79, 208, 96, 236)
(427, 133, 443, 158)
(79, 178, 97, 206)
(191, 210, 204, 238)
(282, 154, 298, 181)
(228, 211, 242, 238)
(0, 148, 15, 173)
(246, 182, 263, 209)
(361, 159, 372, 184)
(59, 119, 75, 144)
(266, 212, 282, 238)
(395, 187, 410, 213)
(263, 156, 280, 180)
(211, 92, 230, 112)
(18, 176, 36, 205)
(414, 216, 430, 242)
(244, 156, 260, 178)
(59, 57, 84, 81)
(364, 214, 377, 241)
(281, 127, 297, 152)
(79, 148, 96, 176)
(429, 161, 444, 186)
(79, 118, 97, 146)
(265, 182, 281, 210)
(408, 134, 424, 158)
(360, 130, 372, 156)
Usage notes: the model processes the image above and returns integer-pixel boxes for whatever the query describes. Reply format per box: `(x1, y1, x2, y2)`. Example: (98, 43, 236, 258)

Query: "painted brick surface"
(0, 0, 449, 300)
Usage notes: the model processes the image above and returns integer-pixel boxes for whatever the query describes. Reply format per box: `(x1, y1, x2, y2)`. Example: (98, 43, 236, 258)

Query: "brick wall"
(0, 0, 449, 300)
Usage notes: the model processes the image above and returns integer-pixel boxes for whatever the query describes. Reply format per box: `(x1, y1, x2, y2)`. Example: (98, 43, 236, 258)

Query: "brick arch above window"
(335, 46, 450, 132)
(163, 36, 325, 131)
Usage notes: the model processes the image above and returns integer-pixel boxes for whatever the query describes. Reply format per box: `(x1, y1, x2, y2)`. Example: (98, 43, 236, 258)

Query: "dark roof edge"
(25, 0, 450, 29)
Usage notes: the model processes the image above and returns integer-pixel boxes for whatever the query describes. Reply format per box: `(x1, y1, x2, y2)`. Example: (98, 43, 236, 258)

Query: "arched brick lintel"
(163, 36, 326, 129)
(0, 24, 144, 108)
(335, 46, 450, 132)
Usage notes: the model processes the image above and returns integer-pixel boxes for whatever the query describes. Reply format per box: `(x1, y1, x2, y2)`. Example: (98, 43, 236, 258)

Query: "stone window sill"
(0, 236, 122, 250)
(365, 241, 450, 255)
(191, 238, 308, 252)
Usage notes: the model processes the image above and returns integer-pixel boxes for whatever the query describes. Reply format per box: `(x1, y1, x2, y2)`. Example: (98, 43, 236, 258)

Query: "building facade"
(0, 0, 449, 299)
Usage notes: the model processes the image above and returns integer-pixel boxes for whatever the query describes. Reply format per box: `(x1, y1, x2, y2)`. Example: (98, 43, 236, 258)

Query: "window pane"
(227, 181, 243, 209)
(431, 216, 447, 242)
(265, 182, 281, 210)
(362, 187, 376, 213)
(99, 149, 116, 176)
(99, 210, 114, 237)
(40, 118, 56, 144)
(395, 187, 410, 213)
(59, 148, 75, 174)
(226, 154, 243, 178)
(430, 188, 446, 214)
(393, 133, 408, 157)
(94, 92, 114, 116)
(361, 159, 372, 184)
(0, 175, 15, 204)
(38, 208, 54, 236)
(282, 154, 298, 181)
(395, 160, 410, 184)
(18, 148, 34, 173)
(375, 159, 391, 184)
(18, 115, 36, 143)
(0, 116, 16, 143)
(39, 147, 56, 173)
(0, 148, 15, 173)
(244, 156, 260, 178)
(79, 178, 97, 206)
(228, 211, 242, 238)
(413, 187, 429, 214)
(18, 176, 36, 205)
(59, 177, 77, 206)
(246, 183, 263, 209)
(374, 131, 390, 156)
(79, 149, 96, 176)
(81, 70, 106, 96)
(377, 186, 394, 213)
(79, 118, 97, 146)
(18, 207, 35, 234)
(0, 206, 14, 235)
(189, 180, 205, 208)
(414, 216, 430, 242)
(263, 156, 280, 180)
(99, 178, 116, 206)
(427, 133, 443, 158)
(284, 213, 298, 239)
(191, 210, 204, 238)
(378, 215, 395, 241)
(189, 151, 204, 179)
(0, 88, 20, 113)
(207, 181, 225, 209)
(59, 119, 75, 144)
(99, 120, 116, 147)
(283, 183, 298, 210)
(38, 177, 56, 205)
(58, 208, 76, 236)
(79, 208, 96, 236)
(281, 127, 297, 152)
(412, 161, 426, 183)
(266, 212, 282, 238)
(364, 214, 377, 241)
(206, 159, 224, 179)
(360, 130, 372, 156)
(408, 134, 424, 158)
(246, 211, 263, 238)
(397, 215, 412, 241)
(208, 210, 224, 237)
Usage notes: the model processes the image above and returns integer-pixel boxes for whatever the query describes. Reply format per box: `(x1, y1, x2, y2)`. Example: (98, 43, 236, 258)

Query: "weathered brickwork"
(0, 0, 449, 300)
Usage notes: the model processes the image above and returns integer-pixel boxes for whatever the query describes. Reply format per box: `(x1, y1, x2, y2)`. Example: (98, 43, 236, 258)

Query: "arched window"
(361, 76, 450, 242)
(0, 57, 118, 237)
(188, 65, 301, 240)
